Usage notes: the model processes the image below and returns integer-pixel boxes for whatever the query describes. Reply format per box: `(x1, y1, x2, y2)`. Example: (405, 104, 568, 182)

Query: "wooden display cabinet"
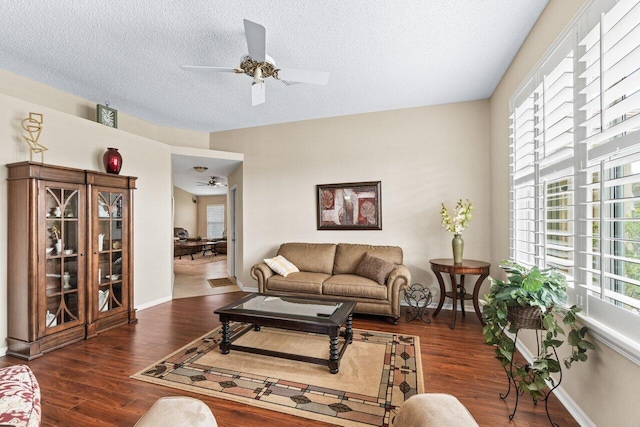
(6, 162, 136, 360)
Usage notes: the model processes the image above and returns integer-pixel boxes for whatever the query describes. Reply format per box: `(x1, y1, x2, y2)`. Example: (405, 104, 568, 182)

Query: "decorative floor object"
(173, 254, 226, 266)
(207, 277, 236, 288)
(132, 323, 423, 427)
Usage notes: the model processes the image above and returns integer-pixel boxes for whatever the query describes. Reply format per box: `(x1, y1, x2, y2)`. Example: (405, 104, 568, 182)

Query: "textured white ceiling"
(171, 154, 241, 196)
(0, 0, 548, 133)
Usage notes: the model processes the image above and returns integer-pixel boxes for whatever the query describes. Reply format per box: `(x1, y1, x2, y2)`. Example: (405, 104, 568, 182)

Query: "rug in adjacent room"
(132, 323, 423, 427)
(207, 277, 236, 288)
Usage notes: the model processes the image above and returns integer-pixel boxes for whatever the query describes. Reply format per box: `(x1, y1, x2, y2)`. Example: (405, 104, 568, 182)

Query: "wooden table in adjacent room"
(429, 258, 490, 330)
(174, 241, 218, 260)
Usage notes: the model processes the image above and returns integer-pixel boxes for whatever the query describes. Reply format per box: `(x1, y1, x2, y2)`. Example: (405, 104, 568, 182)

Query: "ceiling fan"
(181, 19, 329, 106)
(196, 176, 227, 188)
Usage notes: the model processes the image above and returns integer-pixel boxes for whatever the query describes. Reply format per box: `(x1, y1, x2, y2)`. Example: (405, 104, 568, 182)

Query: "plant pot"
(507, 305, 547, 330)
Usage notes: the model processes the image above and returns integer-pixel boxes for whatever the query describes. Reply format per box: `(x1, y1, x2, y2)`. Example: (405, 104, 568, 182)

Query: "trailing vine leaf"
(567, 329, 581, 346)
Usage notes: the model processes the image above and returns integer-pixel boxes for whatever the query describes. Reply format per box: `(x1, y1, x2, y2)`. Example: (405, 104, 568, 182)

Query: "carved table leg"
(220, 321, 230, 354)
(345, 314, 353, 344)
(329, 334, 340, 374)
(449, 272, 458, 330)
(473, 273, 489, 325)
(459, 274, 466, 317)
(432, 271, 446, 317)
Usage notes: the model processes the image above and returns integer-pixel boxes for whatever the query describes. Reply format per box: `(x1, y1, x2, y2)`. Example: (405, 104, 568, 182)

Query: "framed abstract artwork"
(317, 181, 382, 230)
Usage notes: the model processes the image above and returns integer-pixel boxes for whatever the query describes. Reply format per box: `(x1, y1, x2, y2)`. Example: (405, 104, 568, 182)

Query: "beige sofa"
(250, 243, 411, 323)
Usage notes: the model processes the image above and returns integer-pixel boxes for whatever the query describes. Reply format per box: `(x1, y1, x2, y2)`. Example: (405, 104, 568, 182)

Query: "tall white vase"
(55, 239, 62, 254)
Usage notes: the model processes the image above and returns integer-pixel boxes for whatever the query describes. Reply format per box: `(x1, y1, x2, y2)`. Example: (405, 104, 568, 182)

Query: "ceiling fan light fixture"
(182, 20, 328, 106)
(193, 166, 208, 173)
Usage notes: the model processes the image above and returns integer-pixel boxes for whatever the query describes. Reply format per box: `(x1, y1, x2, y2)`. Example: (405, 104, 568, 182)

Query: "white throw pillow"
(264, 255, 299, 277)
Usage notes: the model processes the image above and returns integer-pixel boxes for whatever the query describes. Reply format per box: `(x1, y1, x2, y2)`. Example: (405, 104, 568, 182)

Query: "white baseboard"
(241, 284, 258, 292)
(135, 295, 173, 311)
(0, 346, 6, 357)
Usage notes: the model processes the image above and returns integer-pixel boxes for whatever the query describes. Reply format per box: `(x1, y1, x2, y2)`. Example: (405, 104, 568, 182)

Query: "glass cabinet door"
(95, 190, 126, 314)
(43, 184, 85, 331)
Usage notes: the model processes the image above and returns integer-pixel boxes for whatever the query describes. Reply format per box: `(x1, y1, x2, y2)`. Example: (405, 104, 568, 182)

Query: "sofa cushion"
(264, 255, 299, 277)
(0, 365, 41, 427)
(394, 393, 478, 427)
(323, 274, 387, 300)
(333, 243, 403, 275)
(277, 243, 337, 274)
(266, 272, 331, 294)
(355, 253, 395, 285)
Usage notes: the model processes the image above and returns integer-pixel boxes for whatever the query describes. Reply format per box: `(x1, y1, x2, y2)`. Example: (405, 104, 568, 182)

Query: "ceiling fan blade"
(276, 68, 329, 85)
(243, 19, 266, 63)
(181, 65, 240, 73)
(252, 82, 266, 106)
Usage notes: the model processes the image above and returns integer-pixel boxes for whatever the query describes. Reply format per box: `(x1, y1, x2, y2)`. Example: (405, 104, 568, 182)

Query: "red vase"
(103, 147, 122, 174)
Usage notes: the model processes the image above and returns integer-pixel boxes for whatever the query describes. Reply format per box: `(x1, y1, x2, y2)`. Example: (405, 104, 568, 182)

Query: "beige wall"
(173, 186, 197, 236)
(210, 100, 492, 296)
(0, 68, 210, 149)
(489, 0, 638, 425)
(196, 195, 227, 239)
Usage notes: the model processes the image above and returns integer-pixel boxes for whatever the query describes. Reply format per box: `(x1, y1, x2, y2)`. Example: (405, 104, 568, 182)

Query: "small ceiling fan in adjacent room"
(181, 19, 329, 106)
(196, 176, 227, 188)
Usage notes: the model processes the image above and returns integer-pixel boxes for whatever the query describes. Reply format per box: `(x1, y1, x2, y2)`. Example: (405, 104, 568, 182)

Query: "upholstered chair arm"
(386, 264, 411, 317)
(251, 262, 274, 292)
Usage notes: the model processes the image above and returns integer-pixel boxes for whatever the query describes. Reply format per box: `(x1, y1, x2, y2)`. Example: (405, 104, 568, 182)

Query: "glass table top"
(230, 295, 342, 319)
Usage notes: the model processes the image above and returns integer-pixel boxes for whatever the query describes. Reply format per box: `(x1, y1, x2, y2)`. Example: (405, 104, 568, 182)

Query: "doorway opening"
(170, 149, 242, 299)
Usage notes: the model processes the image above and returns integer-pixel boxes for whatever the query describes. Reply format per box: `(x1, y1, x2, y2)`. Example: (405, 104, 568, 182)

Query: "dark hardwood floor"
(0, 292, 580, 426)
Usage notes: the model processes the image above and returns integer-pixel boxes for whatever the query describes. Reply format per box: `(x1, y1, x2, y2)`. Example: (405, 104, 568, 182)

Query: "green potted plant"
(482, 260, 594, 402)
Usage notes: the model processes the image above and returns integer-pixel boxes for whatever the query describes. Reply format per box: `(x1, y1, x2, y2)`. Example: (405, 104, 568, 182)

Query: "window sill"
(576, 313, 640, 367)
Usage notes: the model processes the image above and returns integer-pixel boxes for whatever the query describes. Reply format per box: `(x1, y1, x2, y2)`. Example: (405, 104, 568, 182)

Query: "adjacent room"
(0, 1, 638, 426)
(171, 154, 242, 299)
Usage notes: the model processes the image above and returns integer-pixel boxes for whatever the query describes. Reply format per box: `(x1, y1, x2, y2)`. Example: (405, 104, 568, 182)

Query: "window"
(509, 0, 640, 356)
(206, 204, 225, 239)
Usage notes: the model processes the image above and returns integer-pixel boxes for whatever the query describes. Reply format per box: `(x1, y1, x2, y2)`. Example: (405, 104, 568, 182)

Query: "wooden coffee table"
(214, 293, 356, 374)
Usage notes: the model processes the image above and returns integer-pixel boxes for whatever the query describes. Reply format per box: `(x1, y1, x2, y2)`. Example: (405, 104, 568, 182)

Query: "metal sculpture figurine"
(21, 112, 47, 162)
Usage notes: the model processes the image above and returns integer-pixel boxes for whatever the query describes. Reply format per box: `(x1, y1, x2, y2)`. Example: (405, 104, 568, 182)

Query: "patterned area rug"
(207, 277, 236, 288)
(132, 323, 423, 426)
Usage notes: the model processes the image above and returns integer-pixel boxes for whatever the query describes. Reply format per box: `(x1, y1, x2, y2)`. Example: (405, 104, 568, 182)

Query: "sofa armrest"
(386, 265, 411, 316)
(251, 262, 275, 292)
(387, 264, 411, 291)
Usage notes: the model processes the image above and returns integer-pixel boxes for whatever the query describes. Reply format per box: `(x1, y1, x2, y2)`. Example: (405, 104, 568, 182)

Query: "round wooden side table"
(429, 258, 490, 330)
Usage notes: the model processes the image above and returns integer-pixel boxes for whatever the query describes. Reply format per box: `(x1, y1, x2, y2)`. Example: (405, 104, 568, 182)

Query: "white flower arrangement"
(441, 199, 473, 235)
